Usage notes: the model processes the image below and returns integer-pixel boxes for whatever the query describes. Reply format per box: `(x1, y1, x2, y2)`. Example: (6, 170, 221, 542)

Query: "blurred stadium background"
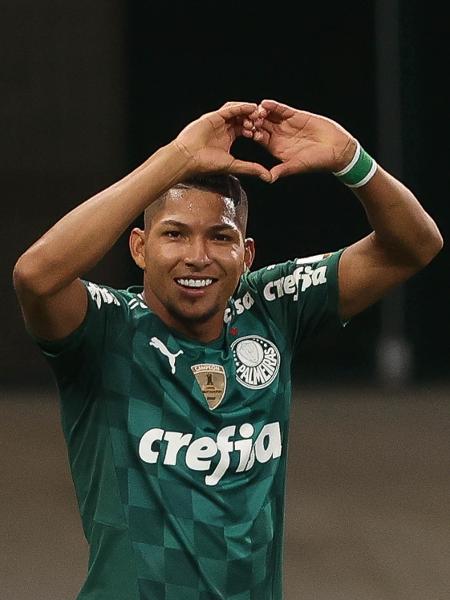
(1, 2, 449, 598)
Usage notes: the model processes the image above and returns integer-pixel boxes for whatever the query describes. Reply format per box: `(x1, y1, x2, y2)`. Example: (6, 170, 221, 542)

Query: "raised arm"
(248, 99, 443, 321)
(13, 102, 271, 340)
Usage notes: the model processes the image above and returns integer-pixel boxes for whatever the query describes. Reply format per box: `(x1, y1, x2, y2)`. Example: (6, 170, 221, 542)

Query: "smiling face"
(130, 186, 255, 342)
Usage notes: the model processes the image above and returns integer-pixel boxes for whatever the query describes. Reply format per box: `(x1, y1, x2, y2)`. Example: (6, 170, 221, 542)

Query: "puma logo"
(149, 337, 183, 374)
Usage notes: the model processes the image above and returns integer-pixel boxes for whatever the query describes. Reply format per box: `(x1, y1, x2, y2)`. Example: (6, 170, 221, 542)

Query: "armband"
(332, 141, 378, 188)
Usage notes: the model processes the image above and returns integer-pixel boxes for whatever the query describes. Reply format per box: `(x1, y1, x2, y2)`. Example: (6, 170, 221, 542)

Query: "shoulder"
(240, 250, 344, 301)
(84, 281, 146, 314)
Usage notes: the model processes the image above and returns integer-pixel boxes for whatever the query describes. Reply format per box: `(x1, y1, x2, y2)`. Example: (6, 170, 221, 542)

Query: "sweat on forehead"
(144, 188, 234, 224)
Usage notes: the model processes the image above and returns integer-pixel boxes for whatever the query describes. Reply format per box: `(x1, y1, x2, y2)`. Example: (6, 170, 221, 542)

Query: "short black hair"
(179, 173, 247, 208)
(144, 173, 249, 233)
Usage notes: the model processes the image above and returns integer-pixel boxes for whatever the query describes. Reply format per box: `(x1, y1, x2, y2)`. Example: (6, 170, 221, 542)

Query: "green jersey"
(34, 249, 345, 600)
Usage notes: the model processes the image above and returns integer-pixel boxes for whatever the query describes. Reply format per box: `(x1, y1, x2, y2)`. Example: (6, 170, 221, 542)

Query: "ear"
(129, 228, 146, 270)
(243, 237, 255, 272)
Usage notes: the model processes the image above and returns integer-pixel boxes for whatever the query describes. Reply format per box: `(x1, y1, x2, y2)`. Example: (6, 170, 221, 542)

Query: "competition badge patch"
(191, 364, 227, 410)
(231, 335, 280, 389)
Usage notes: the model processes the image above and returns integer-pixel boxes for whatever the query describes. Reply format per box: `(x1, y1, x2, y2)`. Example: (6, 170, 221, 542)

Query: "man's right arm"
(13, 102, 270, 341)
(13, 143, 193, 341)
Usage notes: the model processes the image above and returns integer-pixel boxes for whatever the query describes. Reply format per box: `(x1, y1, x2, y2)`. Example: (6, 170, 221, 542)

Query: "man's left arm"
(338, 166, 443, 321)
(246, 99, 443, 322)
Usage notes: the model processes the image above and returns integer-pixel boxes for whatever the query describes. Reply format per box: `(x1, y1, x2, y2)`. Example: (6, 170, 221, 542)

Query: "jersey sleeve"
(29, 280, 129, 380)
(244, 249, 348, 350)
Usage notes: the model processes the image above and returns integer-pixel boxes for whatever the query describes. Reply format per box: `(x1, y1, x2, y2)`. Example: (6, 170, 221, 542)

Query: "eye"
(164, 230, 181, 238)
(213, 233, 232, 242)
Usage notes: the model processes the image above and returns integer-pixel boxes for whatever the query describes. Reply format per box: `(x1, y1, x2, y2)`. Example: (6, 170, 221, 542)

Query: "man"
(13, 100, 442, 599)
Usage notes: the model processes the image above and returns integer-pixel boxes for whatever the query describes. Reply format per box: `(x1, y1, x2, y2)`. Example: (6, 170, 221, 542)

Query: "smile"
(175, 278, 215, 288)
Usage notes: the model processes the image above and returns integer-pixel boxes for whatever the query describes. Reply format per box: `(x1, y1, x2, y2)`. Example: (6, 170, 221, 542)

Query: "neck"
(142, 289, 225, 344)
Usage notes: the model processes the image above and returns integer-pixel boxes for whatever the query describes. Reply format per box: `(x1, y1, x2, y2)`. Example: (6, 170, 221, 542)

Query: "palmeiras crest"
(191, 364, 227, 410)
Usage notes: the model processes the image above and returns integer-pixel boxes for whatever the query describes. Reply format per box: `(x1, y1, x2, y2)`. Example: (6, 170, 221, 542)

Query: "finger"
(218, 102, 259, 120)
(252, 117, 264, 128)
(260, 100, 298, 126)
(240, 118, 261, 140)
(241, 128, 254, 138)
(247, 108, 260, 121)
(252, 129, 271, 146)
(231, 158, 272, 182)
(205, 113, 249, 136)
(222, 101, 255, 108)
(260, 99, 296, 116)
(234, 122, 258, 140)
(252, 130, 263, 143)
(257, 105, 268, 119)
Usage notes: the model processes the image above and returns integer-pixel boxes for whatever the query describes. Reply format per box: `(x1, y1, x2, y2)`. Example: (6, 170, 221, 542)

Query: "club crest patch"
(231, 335, 280, 389)
(191, 364, 227, 410)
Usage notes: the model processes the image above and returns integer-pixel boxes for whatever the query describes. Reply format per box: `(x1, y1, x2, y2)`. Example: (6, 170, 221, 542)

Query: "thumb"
(269, 164, 291, 183)
(231, 158, 272, 182)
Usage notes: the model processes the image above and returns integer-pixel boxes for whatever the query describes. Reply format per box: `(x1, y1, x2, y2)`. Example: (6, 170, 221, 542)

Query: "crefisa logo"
(231, 335, 280, 389)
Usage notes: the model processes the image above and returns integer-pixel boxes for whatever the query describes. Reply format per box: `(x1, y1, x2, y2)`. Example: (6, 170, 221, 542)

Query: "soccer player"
(13, 101, 442, 599)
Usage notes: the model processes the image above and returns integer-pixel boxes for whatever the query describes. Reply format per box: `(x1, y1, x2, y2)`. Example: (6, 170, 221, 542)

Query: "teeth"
(177, 278, 213, 288)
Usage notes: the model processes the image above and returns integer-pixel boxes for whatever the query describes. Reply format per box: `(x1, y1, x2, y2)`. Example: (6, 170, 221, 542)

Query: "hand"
(174, 102, 272, 182)
(245, 99, 357, 183)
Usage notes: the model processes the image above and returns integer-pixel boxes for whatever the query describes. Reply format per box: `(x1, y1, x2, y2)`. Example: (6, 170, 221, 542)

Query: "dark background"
(1, 3, 450, 599)
(2, 1, 449, 387)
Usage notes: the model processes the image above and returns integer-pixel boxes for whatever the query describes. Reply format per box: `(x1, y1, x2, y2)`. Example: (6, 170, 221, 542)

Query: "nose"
(184, 237, 212, 269)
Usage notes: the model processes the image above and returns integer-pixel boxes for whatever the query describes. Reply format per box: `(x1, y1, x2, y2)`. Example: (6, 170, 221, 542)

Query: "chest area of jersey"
(122, 327, 284, 414)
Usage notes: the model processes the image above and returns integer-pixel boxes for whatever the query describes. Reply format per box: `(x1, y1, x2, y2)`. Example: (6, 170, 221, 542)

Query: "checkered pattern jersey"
(33, 250, 345, 600)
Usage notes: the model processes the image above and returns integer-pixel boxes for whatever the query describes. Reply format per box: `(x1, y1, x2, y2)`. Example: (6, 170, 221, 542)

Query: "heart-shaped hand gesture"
(174, 100, 356, 185)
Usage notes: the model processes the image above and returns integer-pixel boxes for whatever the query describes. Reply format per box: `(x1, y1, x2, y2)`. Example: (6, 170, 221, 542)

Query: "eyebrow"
(159, 219, 239, 232)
